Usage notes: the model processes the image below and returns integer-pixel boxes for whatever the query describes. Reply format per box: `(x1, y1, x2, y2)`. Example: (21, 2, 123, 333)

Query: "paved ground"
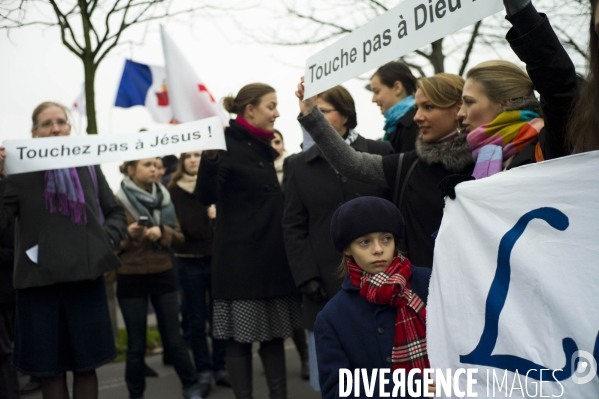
(23, 339, 321, 399)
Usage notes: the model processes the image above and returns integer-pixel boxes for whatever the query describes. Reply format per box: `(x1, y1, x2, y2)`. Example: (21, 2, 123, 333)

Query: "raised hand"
(296, 77, 318, 116)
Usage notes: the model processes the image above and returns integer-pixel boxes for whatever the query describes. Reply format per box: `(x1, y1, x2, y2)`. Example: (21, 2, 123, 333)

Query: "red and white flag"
(161, 26, 227, 125)
(72, 83, 86, 116)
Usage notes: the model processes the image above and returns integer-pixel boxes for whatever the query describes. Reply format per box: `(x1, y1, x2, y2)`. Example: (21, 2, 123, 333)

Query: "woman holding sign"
(0, 102, 127, 399)
(502, 0, 579, 155)
(297, 74, 472, 268)
(198, 83, 301, 399)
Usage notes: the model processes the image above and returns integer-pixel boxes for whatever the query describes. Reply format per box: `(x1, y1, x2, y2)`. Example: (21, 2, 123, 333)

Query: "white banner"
(303, 0, 503, 98)
(2, 117, 225, 175)
(428, 151, 599, 398)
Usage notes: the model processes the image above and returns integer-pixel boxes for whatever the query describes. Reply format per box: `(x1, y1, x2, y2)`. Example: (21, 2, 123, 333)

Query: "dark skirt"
(13, 277, 116, 377)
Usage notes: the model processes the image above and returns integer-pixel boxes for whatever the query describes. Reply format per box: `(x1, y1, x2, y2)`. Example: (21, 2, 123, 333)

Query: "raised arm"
(296, 81, 388, 188)
(504, 0, 578, 159)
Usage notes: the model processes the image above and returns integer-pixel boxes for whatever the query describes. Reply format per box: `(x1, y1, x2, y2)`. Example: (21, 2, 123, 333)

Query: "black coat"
(196, 121, 297, 299)
(381, 136, 474, 268)
(385, 108, 420, 154)
(506, 9, 578, 162)
(0, 209, 15, 303)
(169, 184, 213, 257)
(282, 135, 393, 329)
(1, 166, 126, 289)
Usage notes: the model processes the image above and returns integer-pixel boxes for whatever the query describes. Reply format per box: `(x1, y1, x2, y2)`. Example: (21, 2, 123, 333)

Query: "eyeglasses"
(35, 119, 70, 130)
(318, 108, 337, 114)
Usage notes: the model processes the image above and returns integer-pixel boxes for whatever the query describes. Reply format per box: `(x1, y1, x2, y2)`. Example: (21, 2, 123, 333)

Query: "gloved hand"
(438, 174, 475, 200)
(299, 279, 328, 304)
(503, 0, 531, 16)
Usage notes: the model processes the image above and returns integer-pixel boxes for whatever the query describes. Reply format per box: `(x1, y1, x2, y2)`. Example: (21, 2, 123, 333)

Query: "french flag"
(114, 60, 173, 123)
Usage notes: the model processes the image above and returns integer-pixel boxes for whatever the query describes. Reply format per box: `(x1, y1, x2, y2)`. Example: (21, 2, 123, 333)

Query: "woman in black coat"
(197, 83, 300, 399)
(282, 85, 393, 391)
(370, 62, 421, 153)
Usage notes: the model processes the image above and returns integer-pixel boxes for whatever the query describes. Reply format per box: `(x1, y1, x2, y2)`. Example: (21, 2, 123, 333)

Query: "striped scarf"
(467, 110, 544, 179)
(348, 253, 429, 372)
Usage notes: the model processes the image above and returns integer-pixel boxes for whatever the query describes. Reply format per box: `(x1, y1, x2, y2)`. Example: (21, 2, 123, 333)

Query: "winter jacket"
(282, 135, 393, 329)
(505, 5, 578, 162)
(314, 266, 432, 399)
(169, 184, 213, 257)
(385, 108, 420, 154)
(0, 167, 126, 289)
(116, 201, 184, 275)
(0, 204, 15, 303)
(196, 120, 297, 299)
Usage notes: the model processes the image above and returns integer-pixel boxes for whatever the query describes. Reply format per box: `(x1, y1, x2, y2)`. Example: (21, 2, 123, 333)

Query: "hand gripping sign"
(2, 117, 226, 175)
(428, 151, 599, 398)
(303, 0, 503, 98)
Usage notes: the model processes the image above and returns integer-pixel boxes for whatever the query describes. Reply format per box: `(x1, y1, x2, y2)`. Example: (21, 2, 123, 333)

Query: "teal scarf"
(383, 95, 415, 141)
(117, 177, 177, 228)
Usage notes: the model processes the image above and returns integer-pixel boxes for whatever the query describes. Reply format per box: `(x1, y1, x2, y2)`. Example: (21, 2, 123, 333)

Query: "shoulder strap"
(392, 153, 405, 207)
(398, 159, 419, 211)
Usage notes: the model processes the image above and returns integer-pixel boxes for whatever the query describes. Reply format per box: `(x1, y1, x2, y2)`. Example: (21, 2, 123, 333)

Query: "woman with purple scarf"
(0, 102, 127, 399)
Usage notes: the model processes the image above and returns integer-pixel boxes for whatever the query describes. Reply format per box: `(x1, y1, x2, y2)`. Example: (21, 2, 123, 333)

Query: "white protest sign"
(2, 117, 225, 175)
(428, 151, 599, 398)
(303, 0, 503, 98)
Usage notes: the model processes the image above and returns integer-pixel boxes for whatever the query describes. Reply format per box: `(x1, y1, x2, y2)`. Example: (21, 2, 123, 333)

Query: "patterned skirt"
(213, 294, 302, 343)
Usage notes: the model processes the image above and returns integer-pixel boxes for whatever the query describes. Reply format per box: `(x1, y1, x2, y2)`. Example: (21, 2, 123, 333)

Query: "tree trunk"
(83, 58, 97, 135)
(429, 39, 445, 73)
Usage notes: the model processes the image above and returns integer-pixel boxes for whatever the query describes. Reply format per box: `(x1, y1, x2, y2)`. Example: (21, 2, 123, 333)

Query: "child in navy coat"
(314, 196, 433, 399)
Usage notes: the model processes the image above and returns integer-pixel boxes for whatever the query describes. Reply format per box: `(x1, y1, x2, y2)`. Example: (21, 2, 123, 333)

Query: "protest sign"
(2, 117, 225, 175)
(303, 0, 503, 98)
(428, 151, 599, 398)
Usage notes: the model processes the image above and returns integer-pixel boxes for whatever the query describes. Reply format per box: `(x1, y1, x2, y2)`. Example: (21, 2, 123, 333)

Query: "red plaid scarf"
(348, 253, 430, 372)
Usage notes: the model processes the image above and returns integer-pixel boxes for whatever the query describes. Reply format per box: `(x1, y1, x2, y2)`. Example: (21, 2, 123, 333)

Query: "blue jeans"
(177, 257, 226, 381)
(118, 291, 198, 398)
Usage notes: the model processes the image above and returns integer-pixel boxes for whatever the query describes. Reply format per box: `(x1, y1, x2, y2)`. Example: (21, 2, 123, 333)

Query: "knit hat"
(330, 196, 404, 252)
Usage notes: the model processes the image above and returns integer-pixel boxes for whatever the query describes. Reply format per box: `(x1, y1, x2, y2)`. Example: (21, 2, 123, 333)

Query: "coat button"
(386, 356, 392, 363)
(341, 176, 348, 183)
(247, 142, 252, 146)
(259, 161, 265, 167)
(269, 162, 273, 166)
(377, 327, 385, 334)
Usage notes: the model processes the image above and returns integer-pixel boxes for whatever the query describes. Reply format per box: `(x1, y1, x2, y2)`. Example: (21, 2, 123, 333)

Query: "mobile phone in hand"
(138, 216, 149, 227)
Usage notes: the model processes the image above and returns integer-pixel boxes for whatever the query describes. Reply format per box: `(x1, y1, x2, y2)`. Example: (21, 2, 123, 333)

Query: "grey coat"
(0, 166, 126, 289)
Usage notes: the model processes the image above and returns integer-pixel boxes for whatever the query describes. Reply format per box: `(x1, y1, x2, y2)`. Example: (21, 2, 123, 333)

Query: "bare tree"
(242, 0, 590, 77)
(0, 0, 216, 134)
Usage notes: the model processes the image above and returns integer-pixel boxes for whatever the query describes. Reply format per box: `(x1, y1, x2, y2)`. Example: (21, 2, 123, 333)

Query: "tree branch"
(458, 20, 481, 76)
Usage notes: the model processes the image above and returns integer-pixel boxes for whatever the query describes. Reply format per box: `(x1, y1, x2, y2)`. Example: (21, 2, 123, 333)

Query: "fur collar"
(415, 132, 474, 172)
(501, 95, 543, 116)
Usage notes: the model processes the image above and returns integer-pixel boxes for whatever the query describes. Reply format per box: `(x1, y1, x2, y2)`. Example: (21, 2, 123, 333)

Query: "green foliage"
(113, 328, 163, 363)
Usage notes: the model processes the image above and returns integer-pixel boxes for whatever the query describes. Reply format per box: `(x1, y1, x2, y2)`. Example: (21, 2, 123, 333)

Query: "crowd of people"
(0, 0, 598, 398)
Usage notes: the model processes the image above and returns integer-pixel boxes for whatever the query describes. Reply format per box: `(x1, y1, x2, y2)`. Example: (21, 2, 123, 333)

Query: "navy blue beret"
(330, 196, 404, 252)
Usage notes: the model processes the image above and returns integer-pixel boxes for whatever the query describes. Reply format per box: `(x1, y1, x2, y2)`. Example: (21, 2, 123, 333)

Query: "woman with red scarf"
(197, 83, 301, 399)
(315, 196, 433, 398)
